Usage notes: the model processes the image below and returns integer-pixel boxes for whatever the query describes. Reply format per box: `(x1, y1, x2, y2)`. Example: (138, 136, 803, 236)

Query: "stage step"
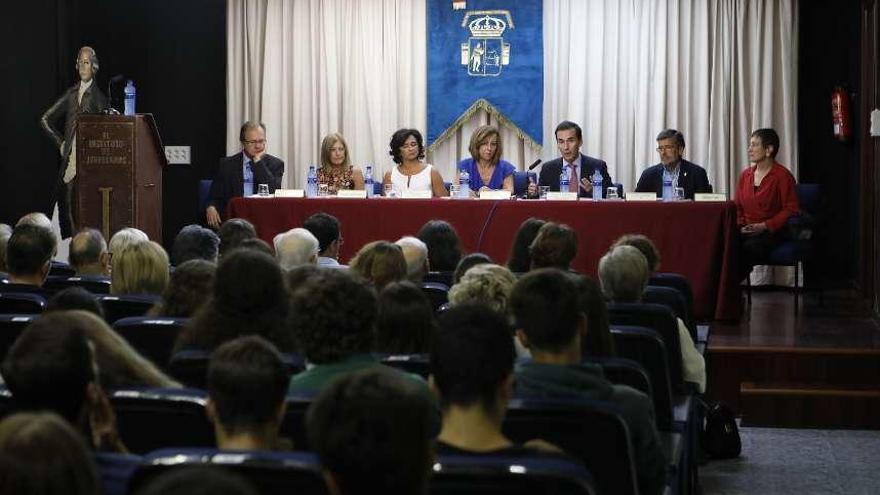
(739, 382, 880, 429)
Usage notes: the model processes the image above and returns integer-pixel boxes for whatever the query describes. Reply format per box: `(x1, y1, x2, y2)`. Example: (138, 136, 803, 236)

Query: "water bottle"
(559, 165, 571, 191)
(592, 169, 603, 201)
(459, 169, 470, 198)
(306, 165, 318, 198)
(123, 80, 136, 116)
(364, 165, 374, 198)
(662, 175, 673, 202)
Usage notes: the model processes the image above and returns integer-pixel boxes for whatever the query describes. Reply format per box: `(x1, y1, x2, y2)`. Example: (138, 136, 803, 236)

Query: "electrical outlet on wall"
(165, 146, 191, 164)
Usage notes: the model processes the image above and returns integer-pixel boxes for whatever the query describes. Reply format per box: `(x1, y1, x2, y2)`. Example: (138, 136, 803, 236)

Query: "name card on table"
(274, 189, 304, 198)
(401, 190, 432, 199)
(626, 192, 659, 202)
(545, 192, 579, 201)
(694, 193, 728, 202)
(479, 190, 513, 200)
(336, 190, 367, 199)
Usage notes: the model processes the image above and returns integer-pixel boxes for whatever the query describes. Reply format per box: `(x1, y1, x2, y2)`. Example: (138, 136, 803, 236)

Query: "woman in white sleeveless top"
(383, 128, 449, 197)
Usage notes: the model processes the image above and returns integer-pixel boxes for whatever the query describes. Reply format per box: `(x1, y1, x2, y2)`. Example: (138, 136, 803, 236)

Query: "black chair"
(610, 326, 675, 431)
(43, 275, 111, 295)
(421, 282, 450, 311)
(433, 454, 598, 495)
(129, 449, 328, 495)
(0, 292, 46, 314)
(98, 294, 161, 324)
(607, 302, 684, 391)
(379, 353, 431, 378)
(113, 316, 187, 368)
(49, 261, 76, 277)
(169, 350, 305, 389)
(644, 285, 695, 341)
(512, 171, 538, 198)
(584, 356, 653, 399)
(95, 452, 144, 495)
(502, 398, 640, 495)
(0, 314, 38, 359)
(110, 388, 214, 454)
(424, 271, 454, 288)
(279, 395, 315, 451)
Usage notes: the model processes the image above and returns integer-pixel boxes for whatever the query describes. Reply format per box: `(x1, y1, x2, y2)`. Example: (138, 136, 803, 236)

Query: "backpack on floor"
(702, 400, 741, 459)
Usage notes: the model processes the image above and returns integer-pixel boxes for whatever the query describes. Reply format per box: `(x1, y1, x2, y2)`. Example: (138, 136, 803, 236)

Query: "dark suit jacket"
(40, 81, 108, 180)
(207, 152, 284, 219)
(635, 160, 711, 199)
(538, 153, 613, 198)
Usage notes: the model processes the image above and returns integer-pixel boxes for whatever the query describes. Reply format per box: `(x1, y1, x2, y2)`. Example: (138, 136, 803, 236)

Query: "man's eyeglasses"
(243, 139, 266, 145)
(656, 145, 678, 152)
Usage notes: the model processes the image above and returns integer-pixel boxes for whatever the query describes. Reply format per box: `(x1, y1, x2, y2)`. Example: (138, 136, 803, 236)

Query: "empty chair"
(644, 285, 695, 341)
(584, 356, 653, 399)
(0, 292, 46, 314)
(433, 454, 598, 495)
(43, 275, 112, 295)
(512, 171, 538, 198)
(110, 388, 214, 454)
(113, 317, 188, 368)
(607, 302, 684, 390)
(169, 350, 305, 389)
(421, 282, 450, 311)
(0, 314, 38, 360)
(98, 294, 161, 324)
(379, 353, 431, 378)
(610, 326, 675, 431)
(48, 261, 76, 277)
(424, 271, 454, 288)
(279, 395, 314, 451)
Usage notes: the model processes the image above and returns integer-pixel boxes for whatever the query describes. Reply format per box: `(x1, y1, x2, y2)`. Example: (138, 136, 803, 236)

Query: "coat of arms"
(460, 11, 513, 77)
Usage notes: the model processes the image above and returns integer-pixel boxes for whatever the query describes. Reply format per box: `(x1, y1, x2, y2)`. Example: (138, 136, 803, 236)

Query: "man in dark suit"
(635, 129, 711, 199)
(40, 46, 108, 239)
(529, 121, 613, 198)
(206, 121, 284, 228)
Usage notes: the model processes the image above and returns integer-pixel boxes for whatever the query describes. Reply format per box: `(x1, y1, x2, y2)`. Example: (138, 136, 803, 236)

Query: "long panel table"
(229, 197, 742, 321)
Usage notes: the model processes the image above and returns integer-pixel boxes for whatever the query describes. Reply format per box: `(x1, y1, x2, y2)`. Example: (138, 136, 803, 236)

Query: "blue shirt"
(457, 158, 516, 190)
(242, 155, 254, 196)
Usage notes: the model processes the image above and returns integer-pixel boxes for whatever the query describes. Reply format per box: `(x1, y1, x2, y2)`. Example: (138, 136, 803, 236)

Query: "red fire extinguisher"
(831, 86, 852, 142)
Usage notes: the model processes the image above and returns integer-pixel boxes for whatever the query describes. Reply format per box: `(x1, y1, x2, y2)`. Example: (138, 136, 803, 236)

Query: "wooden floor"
(707, 288, 880, 428)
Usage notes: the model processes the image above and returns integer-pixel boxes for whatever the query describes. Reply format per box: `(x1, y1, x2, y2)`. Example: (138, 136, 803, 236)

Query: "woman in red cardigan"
(734, 128, 800, 268)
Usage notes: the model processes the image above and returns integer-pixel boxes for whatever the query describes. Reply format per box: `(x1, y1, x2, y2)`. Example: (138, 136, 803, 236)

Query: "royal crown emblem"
(460, 10, 513, 77)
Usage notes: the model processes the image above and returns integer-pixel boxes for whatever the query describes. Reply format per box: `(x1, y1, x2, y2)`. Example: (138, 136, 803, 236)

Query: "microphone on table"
(528, 159, 542, 170)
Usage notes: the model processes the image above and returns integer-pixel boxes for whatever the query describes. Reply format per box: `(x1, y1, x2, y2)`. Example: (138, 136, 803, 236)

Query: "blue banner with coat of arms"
(427, 0, 543, 150)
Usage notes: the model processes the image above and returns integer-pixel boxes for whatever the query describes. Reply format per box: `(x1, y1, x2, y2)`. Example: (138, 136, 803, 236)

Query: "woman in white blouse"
(383, 128, 448, 197)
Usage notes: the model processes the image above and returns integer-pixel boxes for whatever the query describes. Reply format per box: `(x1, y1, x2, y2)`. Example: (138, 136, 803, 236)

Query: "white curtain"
(228, 0, 797, 195)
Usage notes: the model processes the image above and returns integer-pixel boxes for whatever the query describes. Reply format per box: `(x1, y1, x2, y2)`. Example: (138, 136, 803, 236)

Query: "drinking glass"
(449, 184, 461, 198)
(539, 186, 550, 200)
(674, 187, 685, 201)
(257, 183, 270, 196)
(318, 183, 329, 197)
(384, 183, 397, 198)
(606, 187, 619, 200)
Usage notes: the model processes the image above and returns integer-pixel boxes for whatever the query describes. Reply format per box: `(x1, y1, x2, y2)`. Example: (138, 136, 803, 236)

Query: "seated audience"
(46, 287, 104, 318)
(110, 241, 170, 296)
(452, 252, 492, 285)
(455, 125, 515, 193)
(394, 236, 429, 283)
(0, 223, 12, 276)
(235, 237, 274, 257)
(69, 228, 110, 276)
(431, 304, 559, 455)
(303, 212, 346, 268)
(171, 224, 220, 266)
(383, 128, 448, 198)
(510, 269, 665, 495)
(571, 274, 615, 357)
(417, 220, 462, 273)
(206, 336, 288, 451)
(285, 264, 323, 292)
(174, 249, 292, 353)
(613, 234, 661, 272)
(307, 368, 434, 495)
(505, 217, 546, 273)
(1, 224, 57, 292)
(599, 245, 705, 392)
(375, 281, 437, 354)
(529, 222, 578, 271)
(448, 264, 516, 313)
(0, 412, 100, 495)
(108, 227, 149, 259)
(635, 129, 711, 199)
(133, 465, 258, 495)
(15, 212, 54, 230)
(273, 228, 319, 270)
(317, 133, 365, 194)
(148, 259, 216, 318)
(217, 218, 257, 259)
(349, 241, 407, 291)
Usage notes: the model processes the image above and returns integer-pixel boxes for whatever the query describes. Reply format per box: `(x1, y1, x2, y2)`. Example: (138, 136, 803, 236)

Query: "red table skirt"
(229, 197, 742, 321)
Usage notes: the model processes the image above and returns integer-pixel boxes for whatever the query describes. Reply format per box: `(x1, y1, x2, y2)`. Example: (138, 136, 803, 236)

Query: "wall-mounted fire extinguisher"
(831, 86, 852, 142)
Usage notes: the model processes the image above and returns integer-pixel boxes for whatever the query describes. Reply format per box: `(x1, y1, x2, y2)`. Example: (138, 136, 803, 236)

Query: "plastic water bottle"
(459, 169, 470, 198)
(364, 165, 374, 198)
(559, 165, 571, 191)
(306, 165, 318, 198)
(592, 169, 603, 201)
(662, 175, 673, 202)
(123, 80, 136, 116)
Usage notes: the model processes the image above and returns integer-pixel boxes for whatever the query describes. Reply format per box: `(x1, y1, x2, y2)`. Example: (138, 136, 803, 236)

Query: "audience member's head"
(207, 336, 288, 450)
(108, 227, 149, 258)
(285, 263, 323, 292)
(172, 224, 220, 266)
(506, 217, 546, 273)
(0, 223, 12, 273)
(303, 212, 342, 259)
(448, 263, 517, 314)
(452, 252, 492, 285)
(152, 259, 216, 318)
(432, 304, 515, 417)
(375, 281, 437, 354)
(5, 224, 57, 286)
(529, 222, 578, 270)
(307, 368, 433, 495)
(46, 287, 104, 318)
(133, 466, 258, 495)
(15, 212, 53, 231)
(613, 234, 661, 272)
(416, 220, 462, 273)
(0, 412, 99, 495)
(510, 269, 584, 359)
(68, 228, 110, 276)
(598, 245, 650, 303)
(349, 241, 407, 291)
(288, 269, 376, 364)
(394, 236, 429, 283)
(233, 237, 274, 257)
(572, 274, 615, 357)
(273, 228, 319, 270)
(110, 240, 170, 296)
(217, 218, 257, 258)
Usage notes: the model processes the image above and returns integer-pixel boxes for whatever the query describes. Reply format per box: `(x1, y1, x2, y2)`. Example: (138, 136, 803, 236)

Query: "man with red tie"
(529, 121, 613, 198)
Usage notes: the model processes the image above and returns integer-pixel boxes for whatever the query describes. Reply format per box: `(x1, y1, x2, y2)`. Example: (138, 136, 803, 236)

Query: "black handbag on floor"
(702, 400, 742, 459)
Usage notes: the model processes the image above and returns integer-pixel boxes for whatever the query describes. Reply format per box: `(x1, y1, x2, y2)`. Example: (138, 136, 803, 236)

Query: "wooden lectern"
(75, 114, 166, 243)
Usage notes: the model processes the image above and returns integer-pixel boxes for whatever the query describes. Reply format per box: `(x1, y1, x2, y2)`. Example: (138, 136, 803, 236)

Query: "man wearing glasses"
(206, 121, 285, 228)
(635, 129, 711, 200)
